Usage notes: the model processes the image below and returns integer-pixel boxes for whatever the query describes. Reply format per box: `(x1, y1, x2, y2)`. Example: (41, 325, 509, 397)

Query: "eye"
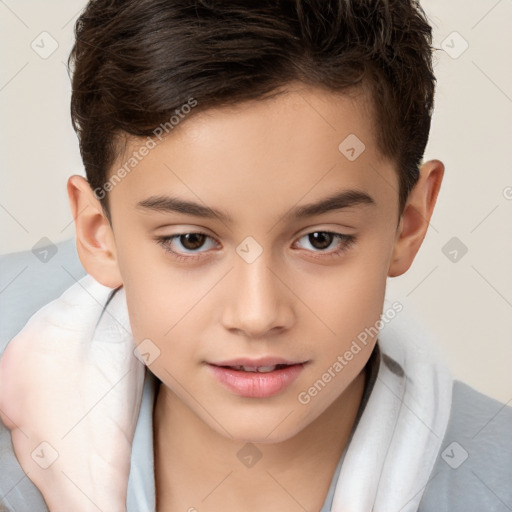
(156, 232, 218, 261)
(294, 231, 356, 259)
(156, 230, 356, 262)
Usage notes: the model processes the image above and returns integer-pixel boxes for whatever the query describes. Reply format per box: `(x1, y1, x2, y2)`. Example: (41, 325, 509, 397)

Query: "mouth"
(215, 363, 295, 373)
(207, 358, 307, 398)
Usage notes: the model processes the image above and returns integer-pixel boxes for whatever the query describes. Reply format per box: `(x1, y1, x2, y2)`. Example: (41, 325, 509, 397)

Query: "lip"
(207, 358, 307, 398)
(210, 356, 304, 367)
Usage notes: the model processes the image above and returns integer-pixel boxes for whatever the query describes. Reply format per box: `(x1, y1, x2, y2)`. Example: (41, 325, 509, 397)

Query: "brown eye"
(294, 231, 356, 259)
(307, 232, 335, 250)
(178, 233, 208, 250)
(157, 232, 219, 261)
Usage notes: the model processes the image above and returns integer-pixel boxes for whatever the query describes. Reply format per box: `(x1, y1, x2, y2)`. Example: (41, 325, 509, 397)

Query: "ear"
(388, 159, 444, 278)
(67, 175, 123, 288)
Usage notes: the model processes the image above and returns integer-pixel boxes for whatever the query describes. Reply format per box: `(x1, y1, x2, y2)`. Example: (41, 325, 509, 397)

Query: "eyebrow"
(136, 189, 376, 224)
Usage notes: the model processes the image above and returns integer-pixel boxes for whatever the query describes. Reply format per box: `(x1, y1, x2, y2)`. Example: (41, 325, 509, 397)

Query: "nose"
(221, 252, 295, 338)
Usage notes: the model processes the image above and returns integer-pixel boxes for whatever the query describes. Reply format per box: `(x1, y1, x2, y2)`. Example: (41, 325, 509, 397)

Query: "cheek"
(117, 221, 393, 361)
(121, 277, 201, 388)
(122, 276, 194, 342)
(114, 235, 184, 338)
(118, 254, 214, 374)
(297, 245, 390, 342)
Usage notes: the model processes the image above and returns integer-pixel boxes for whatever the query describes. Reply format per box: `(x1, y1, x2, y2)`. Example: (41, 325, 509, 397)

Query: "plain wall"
(0, 0, 511, 403)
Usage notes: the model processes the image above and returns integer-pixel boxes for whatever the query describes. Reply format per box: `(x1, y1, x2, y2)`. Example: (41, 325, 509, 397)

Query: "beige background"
(0, 1, 511, 402)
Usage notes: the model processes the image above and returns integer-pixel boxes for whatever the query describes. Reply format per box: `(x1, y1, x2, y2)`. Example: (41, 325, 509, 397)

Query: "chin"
(205, 409, 309, 445)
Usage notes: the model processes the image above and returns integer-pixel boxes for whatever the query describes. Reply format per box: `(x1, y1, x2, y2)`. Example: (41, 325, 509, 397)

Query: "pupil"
(310, 232, 332, 250)
(181, 233, 205, 250)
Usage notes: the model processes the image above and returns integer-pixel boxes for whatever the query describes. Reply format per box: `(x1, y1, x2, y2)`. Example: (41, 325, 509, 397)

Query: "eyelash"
(156, 231, 356, 262)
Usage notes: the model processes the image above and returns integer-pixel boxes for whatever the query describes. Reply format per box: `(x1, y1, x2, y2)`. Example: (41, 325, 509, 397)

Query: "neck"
(153, 368, 366, 512)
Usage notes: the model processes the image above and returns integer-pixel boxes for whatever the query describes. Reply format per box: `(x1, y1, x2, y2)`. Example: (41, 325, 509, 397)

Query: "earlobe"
(387, 159, 444, 278)
(67, 175, 123, 288)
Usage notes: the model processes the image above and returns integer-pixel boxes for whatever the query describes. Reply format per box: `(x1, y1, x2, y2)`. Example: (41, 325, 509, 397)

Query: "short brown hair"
(68, 0, 437, 218)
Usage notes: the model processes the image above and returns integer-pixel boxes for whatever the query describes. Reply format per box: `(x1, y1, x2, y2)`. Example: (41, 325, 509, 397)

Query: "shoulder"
(0, 240, 85, 511)
(0, 238, 86, 355)
(0, 370, 158, 512)
(419, 380, 512, 512)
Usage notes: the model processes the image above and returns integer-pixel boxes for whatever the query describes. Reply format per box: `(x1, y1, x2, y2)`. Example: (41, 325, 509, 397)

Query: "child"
(0, 1, 510, 511)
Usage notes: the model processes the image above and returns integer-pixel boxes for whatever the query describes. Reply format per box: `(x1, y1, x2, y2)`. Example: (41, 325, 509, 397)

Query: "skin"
(67, 82, 444, 511)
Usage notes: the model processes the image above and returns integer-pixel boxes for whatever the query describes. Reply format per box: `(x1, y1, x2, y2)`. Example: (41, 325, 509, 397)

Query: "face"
(106, 83, 400, 443)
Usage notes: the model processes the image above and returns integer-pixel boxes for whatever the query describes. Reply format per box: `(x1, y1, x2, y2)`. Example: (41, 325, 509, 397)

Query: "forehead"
(109, 83, 398, 224)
